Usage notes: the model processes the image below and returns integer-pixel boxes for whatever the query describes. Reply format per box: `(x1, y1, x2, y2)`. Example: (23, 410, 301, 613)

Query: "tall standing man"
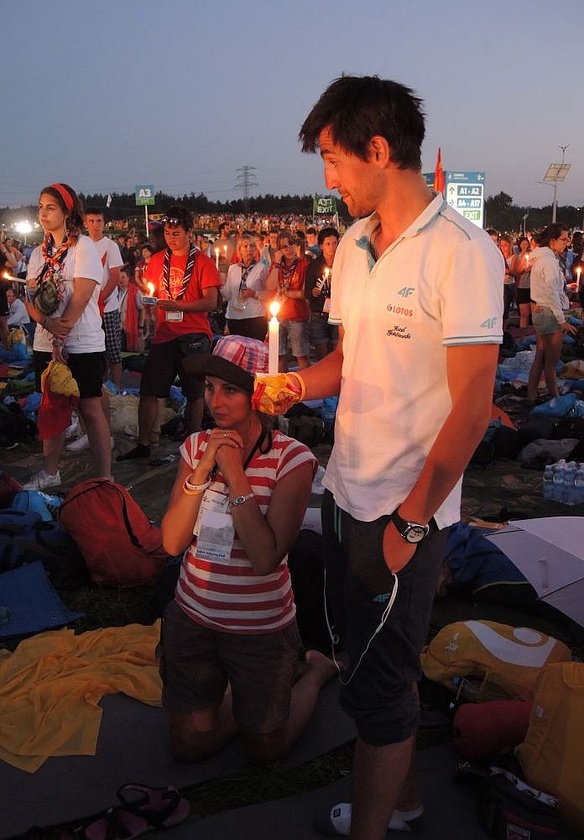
(117, 206, 221, 461)
(265, 76, 503, 840)
(84, 208, 124, 388)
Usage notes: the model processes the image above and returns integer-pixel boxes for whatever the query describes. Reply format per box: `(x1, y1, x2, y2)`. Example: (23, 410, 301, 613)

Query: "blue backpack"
(0, 508, 88, 588)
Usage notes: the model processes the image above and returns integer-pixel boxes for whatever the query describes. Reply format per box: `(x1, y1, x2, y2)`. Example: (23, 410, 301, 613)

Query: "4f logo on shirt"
(398, 286, 415, 298)
(480, 317, 498, 329)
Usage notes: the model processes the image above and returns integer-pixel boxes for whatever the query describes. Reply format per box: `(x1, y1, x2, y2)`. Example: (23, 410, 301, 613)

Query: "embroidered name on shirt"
(387, 325, 411, 339)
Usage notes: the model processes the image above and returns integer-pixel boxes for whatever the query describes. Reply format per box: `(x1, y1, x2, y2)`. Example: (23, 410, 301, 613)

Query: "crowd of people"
(487, 225, 582, 404)
(2, 73, 584, 840)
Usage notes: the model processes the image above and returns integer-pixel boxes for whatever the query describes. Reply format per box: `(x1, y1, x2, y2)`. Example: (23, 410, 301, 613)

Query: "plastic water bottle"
(552, 460, 566, 503)
(574, 466, 584, 505)
(563, 461, 577, 505)
(542, 465, 554, 501)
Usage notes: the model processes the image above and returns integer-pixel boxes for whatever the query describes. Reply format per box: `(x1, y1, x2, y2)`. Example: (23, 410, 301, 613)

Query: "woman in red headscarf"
(23, 182, 112, 490)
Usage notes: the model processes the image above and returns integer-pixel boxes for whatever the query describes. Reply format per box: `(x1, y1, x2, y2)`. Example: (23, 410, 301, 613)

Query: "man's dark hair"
(317, 226, 340, 246)
(299, 75, 425, 170)
(164, 205, 193, 231)
(306, 226, 317, 235)
(84, 207, 105, 218)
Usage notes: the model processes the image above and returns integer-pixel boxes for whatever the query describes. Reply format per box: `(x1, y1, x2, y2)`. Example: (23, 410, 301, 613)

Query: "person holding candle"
(215, 221, 236, 284)
(117, 205, 221, 461)
(159, 334, 335, 763)
(510, 236, 532, 328)
(527, 223, 578, 404)
(304, 227, 340, 360)
(0, 237, 18, 348)
(266, 230, 311, 371)
(253, 76, 503, 840)
(221, 233, 268, 341)
(569, 231, 584, 307)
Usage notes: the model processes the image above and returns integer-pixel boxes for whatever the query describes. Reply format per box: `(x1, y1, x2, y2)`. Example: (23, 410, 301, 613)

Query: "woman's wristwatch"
(230, 492, 254, 507)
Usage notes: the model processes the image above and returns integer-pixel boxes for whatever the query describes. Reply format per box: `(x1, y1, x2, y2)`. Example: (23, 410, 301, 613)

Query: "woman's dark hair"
(539, 223, 568, 247)
(277, 230, 294, 249)
(318, 226, 340, 246)
(40, 183, 84, 238)
(299, 75, 425, 170)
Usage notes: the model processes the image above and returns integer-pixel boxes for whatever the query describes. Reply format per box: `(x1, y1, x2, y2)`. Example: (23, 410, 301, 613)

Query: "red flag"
(433, 147, 445, 195)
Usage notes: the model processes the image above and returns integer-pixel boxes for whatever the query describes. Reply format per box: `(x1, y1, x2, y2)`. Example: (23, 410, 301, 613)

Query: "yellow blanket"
(0, 621, 162, 772)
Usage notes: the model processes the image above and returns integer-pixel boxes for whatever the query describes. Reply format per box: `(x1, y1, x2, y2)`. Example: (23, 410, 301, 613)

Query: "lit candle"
(268, 300, 280, 375)
(1, 271, 25, 283)
(214, 247, 220, 269)
(142, 281, 157, 305)
(577, 266, 582, 285)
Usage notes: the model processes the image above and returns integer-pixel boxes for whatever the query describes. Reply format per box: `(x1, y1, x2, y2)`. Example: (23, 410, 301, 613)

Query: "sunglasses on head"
(161, 216, 184, 228)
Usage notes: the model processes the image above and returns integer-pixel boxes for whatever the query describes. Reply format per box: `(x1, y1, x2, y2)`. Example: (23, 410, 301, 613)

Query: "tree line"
(485, 192, 584, 233)
(2, 190, 582, 234)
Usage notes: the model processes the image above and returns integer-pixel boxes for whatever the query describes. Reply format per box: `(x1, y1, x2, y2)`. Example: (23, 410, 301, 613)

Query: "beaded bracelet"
(183, 476, 211, 496)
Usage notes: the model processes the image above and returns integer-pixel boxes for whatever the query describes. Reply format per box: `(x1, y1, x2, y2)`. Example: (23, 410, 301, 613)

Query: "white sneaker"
(66, 433, 89, 452)
(66, 434, 115, 452)
(23, 469, 62, 491)
(65, 416, 81, 440)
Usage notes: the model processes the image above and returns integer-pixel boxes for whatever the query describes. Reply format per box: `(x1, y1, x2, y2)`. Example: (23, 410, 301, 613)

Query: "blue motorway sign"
(424, 170, 485, 228)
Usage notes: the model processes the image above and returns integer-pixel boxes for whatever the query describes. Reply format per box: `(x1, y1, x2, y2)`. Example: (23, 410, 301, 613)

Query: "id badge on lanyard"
(193, 486, 234, 564)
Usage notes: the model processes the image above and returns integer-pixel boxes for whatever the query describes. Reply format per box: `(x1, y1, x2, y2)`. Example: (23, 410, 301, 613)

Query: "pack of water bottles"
(542, 459, 584, 505)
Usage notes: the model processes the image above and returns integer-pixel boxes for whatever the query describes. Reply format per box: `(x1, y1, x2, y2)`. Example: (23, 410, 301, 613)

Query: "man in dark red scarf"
(117, 206, 221, 461)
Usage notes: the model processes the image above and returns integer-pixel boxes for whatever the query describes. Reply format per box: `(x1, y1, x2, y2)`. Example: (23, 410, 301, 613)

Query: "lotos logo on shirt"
(386, 303, 413, 317)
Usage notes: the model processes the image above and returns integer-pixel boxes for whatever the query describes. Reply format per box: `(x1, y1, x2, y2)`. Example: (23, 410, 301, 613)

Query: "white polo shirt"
(324, 195, 504, 527)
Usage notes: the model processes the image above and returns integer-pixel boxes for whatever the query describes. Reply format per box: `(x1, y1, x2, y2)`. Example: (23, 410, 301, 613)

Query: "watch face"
(405, 525, 426, 544)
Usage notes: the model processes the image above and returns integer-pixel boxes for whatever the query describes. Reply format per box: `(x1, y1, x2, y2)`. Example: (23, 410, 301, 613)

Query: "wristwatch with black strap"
(390, 509, 430, 544)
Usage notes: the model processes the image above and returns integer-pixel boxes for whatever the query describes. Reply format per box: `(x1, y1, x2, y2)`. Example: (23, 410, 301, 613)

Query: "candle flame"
(2, 271, 16, 281)
(269, 300, 281, 318)
(147, 282, 155, 296)
(214, 247, 219, 256)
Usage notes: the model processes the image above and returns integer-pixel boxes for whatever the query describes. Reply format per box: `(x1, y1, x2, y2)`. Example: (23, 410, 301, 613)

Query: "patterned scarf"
(239, 260, 256, 290)
(34, 233, 72, 315)
(277, 258, 299, 294)
(162, 245, 198, 300)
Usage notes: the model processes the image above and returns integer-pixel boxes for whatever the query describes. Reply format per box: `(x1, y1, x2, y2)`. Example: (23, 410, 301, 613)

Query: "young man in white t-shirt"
(84, 208, 123, 387)
(258, 77, 504, 840)
(66, 209, 123, 453)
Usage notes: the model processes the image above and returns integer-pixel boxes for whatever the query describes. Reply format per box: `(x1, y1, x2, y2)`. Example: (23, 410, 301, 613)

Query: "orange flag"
(433, 148, 445, 195)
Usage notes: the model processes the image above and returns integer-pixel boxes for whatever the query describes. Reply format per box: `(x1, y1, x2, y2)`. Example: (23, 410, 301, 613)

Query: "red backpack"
(59, 479, 169, 587)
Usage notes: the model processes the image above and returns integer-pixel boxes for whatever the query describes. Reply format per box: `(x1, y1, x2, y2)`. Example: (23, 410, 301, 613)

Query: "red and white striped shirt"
(175, 429, 317, 634)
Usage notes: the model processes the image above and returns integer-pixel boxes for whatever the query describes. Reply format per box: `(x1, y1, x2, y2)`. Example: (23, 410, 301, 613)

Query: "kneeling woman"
(160, 335, 334, 763)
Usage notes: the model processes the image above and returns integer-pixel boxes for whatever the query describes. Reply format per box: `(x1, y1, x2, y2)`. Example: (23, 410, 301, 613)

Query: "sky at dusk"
(2, 0, 584, 213)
